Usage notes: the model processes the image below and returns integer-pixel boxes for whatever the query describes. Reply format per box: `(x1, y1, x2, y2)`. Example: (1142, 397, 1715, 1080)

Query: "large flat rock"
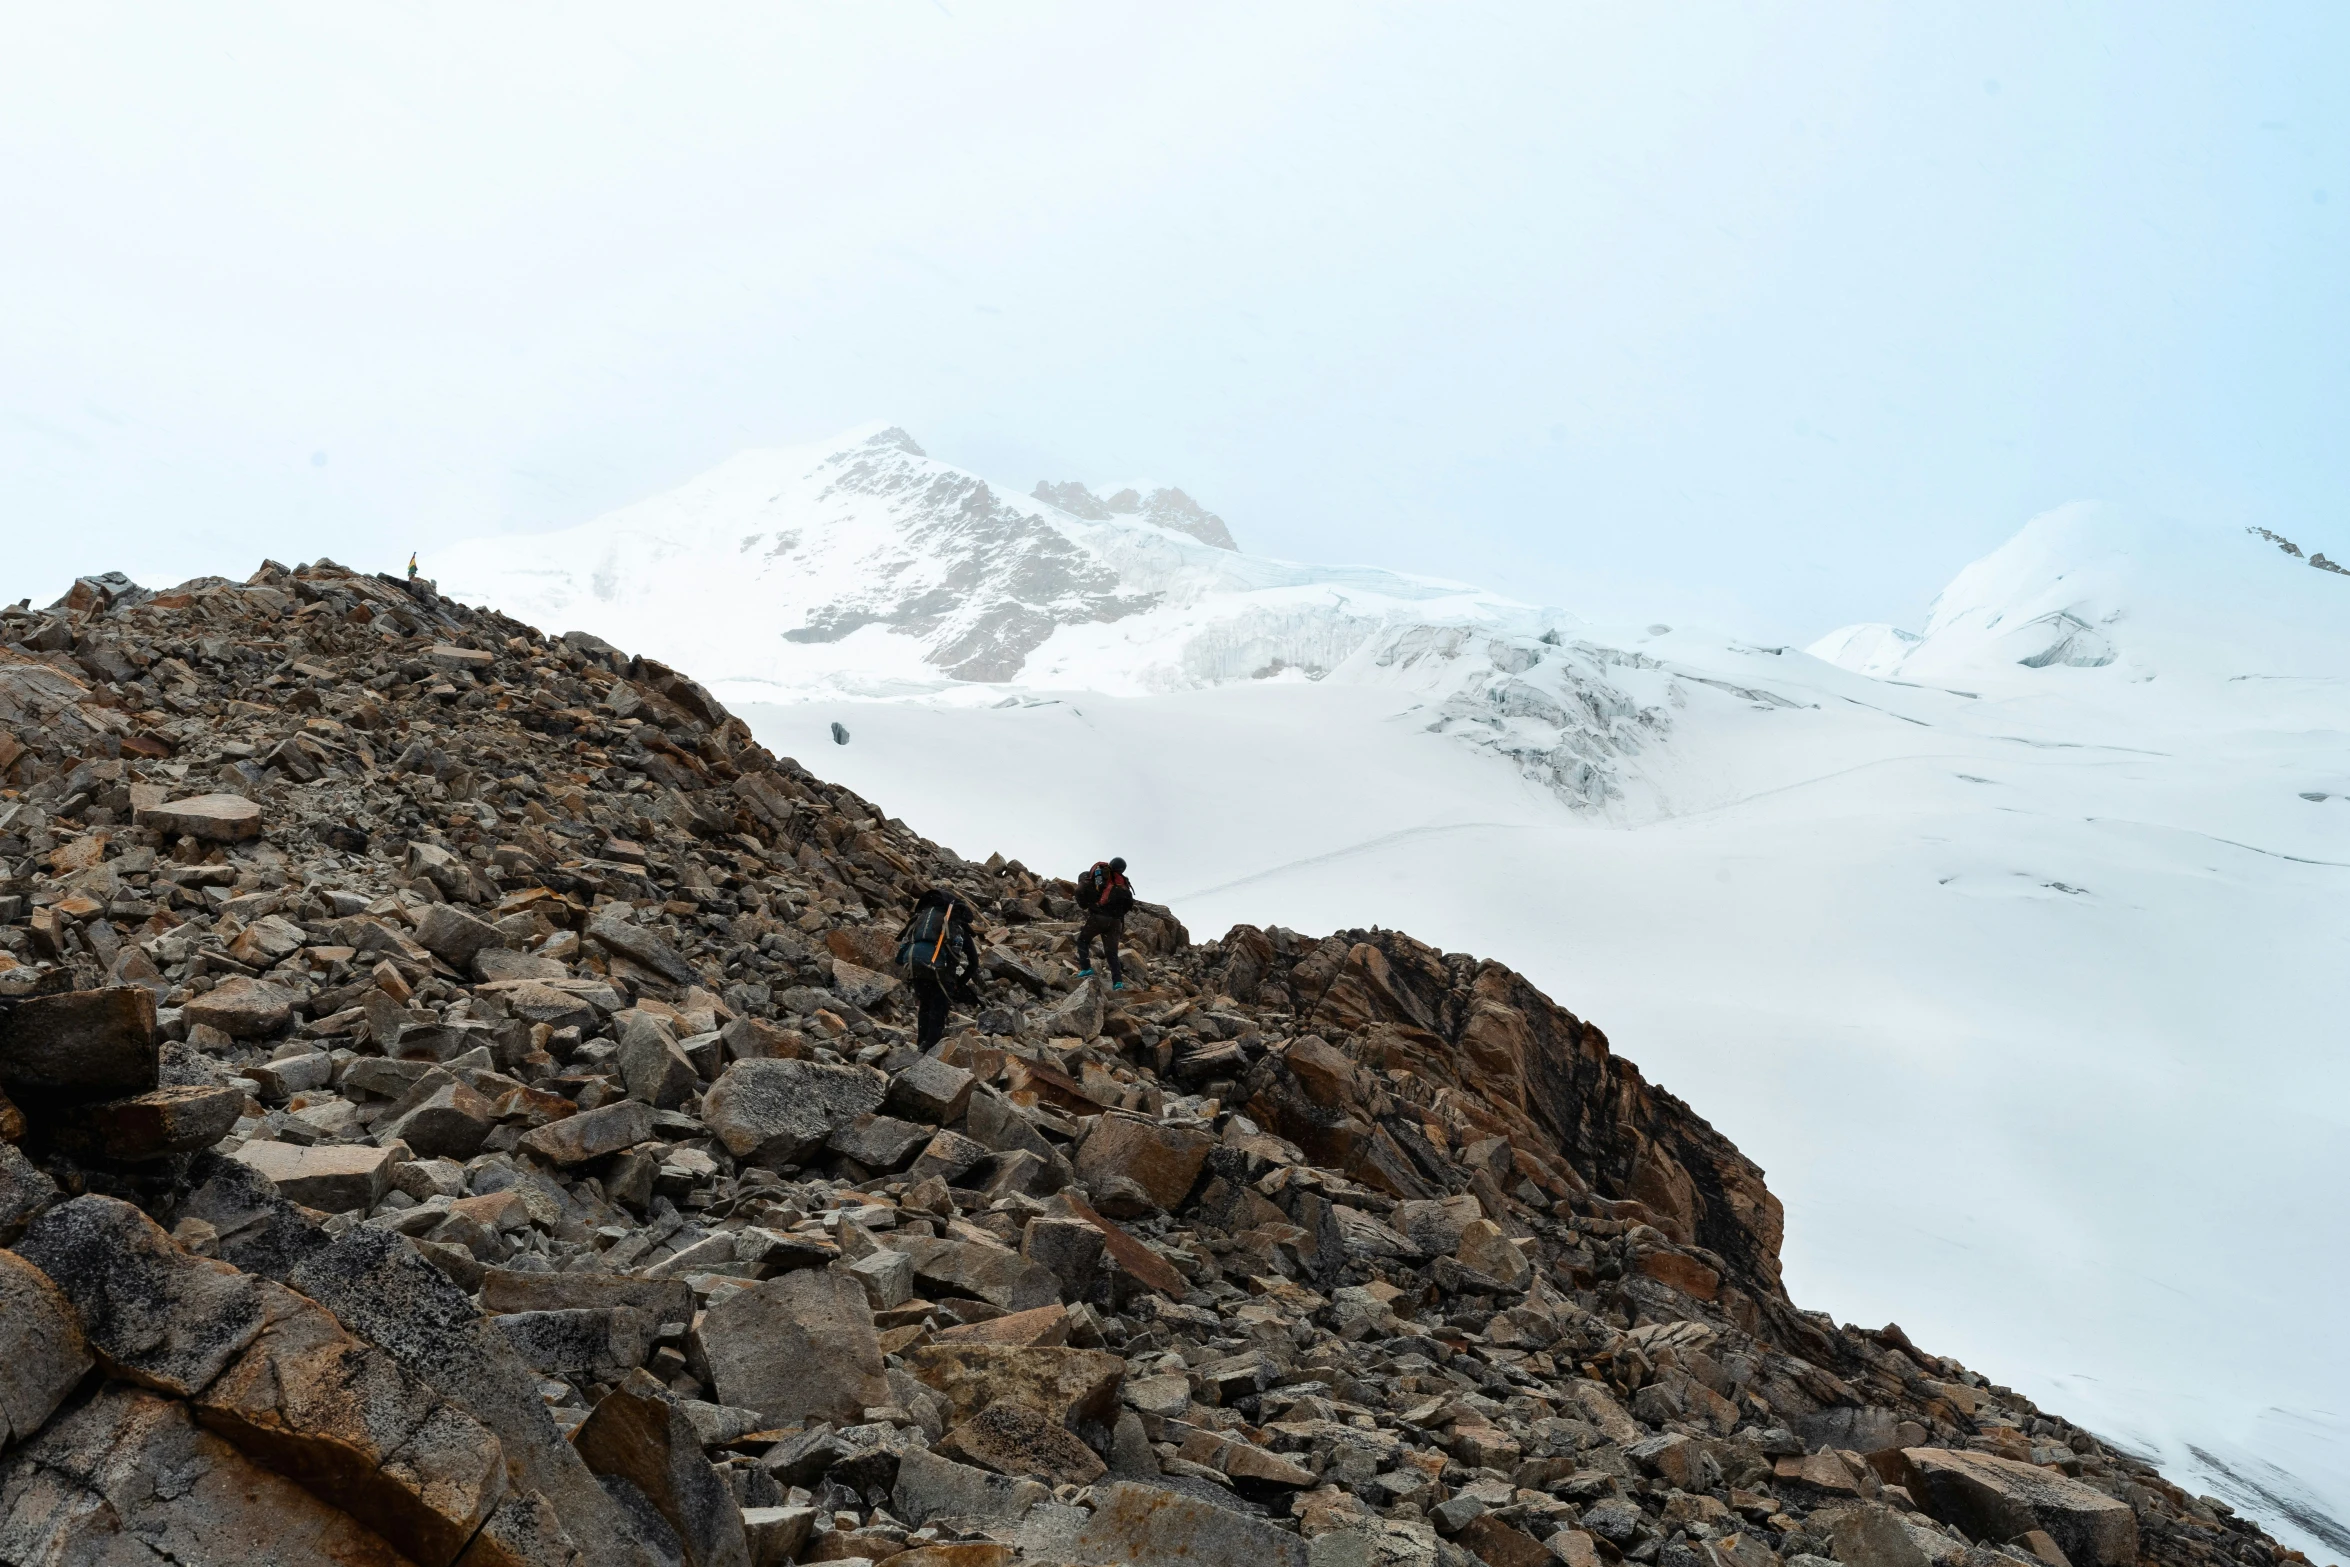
(1899, 1447, 2139, 1567)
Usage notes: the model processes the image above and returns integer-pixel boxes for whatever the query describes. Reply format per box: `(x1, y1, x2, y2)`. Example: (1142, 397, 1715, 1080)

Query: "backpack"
(1077, 863, 1131, 917)
(898, 901, 959, 973)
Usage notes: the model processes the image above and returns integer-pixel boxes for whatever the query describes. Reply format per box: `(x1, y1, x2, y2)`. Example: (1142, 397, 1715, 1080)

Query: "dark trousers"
(911, 969, 955, 1048)
(1077, 914, 1124, 984)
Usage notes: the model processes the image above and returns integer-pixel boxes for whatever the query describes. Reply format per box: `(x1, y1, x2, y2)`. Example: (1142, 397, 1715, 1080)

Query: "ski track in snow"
(441, 430, 2350, 1559)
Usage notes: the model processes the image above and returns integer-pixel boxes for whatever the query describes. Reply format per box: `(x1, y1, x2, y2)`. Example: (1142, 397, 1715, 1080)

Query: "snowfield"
(441, 428, 2350, 1558)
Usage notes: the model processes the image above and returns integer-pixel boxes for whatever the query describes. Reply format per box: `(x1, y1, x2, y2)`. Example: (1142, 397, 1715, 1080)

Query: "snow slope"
(441, 434, 2350, 1558)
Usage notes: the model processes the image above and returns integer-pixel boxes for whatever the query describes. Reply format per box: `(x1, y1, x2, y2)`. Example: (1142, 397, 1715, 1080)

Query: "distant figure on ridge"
(1075, 856, 1135, 989)
(897, 887, 980, 1047)
(406, 551, 419, 582)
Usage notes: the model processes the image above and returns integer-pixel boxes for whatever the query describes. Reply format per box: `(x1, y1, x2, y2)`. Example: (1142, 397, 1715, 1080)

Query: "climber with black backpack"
(1074, 856, 1135, 989)
(896, 887, 980, 1048)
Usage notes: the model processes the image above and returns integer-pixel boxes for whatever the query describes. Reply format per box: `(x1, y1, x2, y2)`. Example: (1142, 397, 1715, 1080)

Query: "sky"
(3, 3, 2346, 640)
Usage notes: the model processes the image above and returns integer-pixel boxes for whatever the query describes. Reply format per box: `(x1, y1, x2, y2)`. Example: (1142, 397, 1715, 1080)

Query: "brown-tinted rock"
(480, 1267, 695, 1327)
(903, 1344, 1124, 1452)
(234, 1140, 401, 1212)
(0, 985, 158, 1101)
(183, 975, 300, 1039)
(1059, 1479, 1309, 1567)
(415, 903, 507, 967)
(938, 1400, 1106, 1486)
(0, 1384, 418, 1566)
(193, 1279, 508, 1567)
(285, 1227, 656, 1567)
(0, 1140, 58, 1246)
(86, 1083, 243, 1159)
(573, 1377, 750, 1567)
(384, 1077, 499, 1160)
(1454, 1219, 1531, 1290)
(16, 1194, 267, 1397)
(1074, 1113, 1213, 1213)
(1897, 1448, 2138, 1567)
(0, 1248, 91, 1446)
(140, 790, 264, 842)
(518, 1097, 656, 1166)
(933, 1303, 1069, 1348)
(889, 1236, 1060, 1313)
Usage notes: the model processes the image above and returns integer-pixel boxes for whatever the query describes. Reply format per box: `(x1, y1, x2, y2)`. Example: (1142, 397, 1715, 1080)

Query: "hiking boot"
(1111, 981, 1126, 990)
(1075, 968, 1094, 978)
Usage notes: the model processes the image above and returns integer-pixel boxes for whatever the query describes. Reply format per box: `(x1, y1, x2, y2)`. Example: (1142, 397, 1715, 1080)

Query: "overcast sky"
(3, 3, 2344, 639)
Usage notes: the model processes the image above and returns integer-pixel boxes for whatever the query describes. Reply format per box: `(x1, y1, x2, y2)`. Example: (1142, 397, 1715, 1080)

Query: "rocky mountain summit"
(0, 560, 2316, 1567)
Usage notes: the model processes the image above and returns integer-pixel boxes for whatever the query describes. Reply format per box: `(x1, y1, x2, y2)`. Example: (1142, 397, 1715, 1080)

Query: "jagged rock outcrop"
(0, 561, 2317, 1567)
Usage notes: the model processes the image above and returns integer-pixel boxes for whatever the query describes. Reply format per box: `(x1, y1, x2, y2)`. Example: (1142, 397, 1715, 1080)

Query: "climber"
(897, 887, 981, 1048)
(406, 552, 420, 583)
(1074, 856, 1135, 989)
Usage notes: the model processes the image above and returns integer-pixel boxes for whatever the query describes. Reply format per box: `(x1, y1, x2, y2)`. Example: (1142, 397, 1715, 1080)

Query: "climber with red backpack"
(1074, 856, 1135, 989)
(896, 887, 980, 1048)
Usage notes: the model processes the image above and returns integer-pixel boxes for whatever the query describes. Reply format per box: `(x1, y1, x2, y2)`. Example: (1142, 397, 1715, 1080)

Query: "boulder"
(489, 1307, 660, 1385)
(885, 1054, 975, 1124)
(847, 1248, 916, 1310)
(702, 1059, 886, 1168)
(902, 1344, 1124, 1452)
(1074, 1114, 1213, 1213)
(586, 911, 699, 987)
(1020, 1216, 1106, 1302)
(573, 1376, 751, 1567)
(827, 1111, 933, 1171)
(890, 1235, 1061, 1313)
(697, 1266, 888, 1426)
(1897, 1448, 2138, 1567)
(0, 1140, 58, 1245)
(933, 1303, 1071, 1349)
(830, 958, 902, 1010)
(0, 1249, 92, 1446)
(0, 1385, 419, 1565)
(86, 1083, 243, 1159)
(286, 1227, 659, 1567)
(1060, 1479, 1310, 1567)
(0, 985, 158, 1101)
(938, 1401, 1107, 1487)
(1391, 1194, 1483, 1256)
(519, 1098, 656, 1166)
(139, 791, 263, 842)
(233, 1140, 400, 1213)
(183, 976, 301, 1039)
(1454, 1219, 1531, 1289)
(618, 1013, 701, 1109)
(891, 1444, 1052, 1528)
(192, 1278, 509, 1567)
(414, 903, 506, 967)
(16, 1194, 267, 1397)
(382, 1077, 498, 1161)
(480, 1267, 696, 1327)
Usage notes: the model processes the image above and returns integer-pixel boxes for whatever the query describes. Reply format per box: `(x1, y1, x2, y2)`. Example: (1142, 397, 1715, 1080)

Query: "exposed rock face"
(1031, 481, 1241, 551)
(0, 560, 2311, 1567)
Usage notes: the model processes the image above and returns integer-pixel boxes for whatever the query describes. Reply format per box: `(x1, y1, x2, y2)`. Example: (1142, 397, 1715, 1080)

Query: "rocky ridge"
(0, 560, 2316, 1567)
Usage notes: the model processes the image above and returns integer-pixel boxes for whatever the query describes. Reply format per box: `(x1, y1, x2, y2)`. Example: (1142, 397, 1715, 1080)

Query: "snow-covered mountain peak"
(1810, 501, 2350, 689)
